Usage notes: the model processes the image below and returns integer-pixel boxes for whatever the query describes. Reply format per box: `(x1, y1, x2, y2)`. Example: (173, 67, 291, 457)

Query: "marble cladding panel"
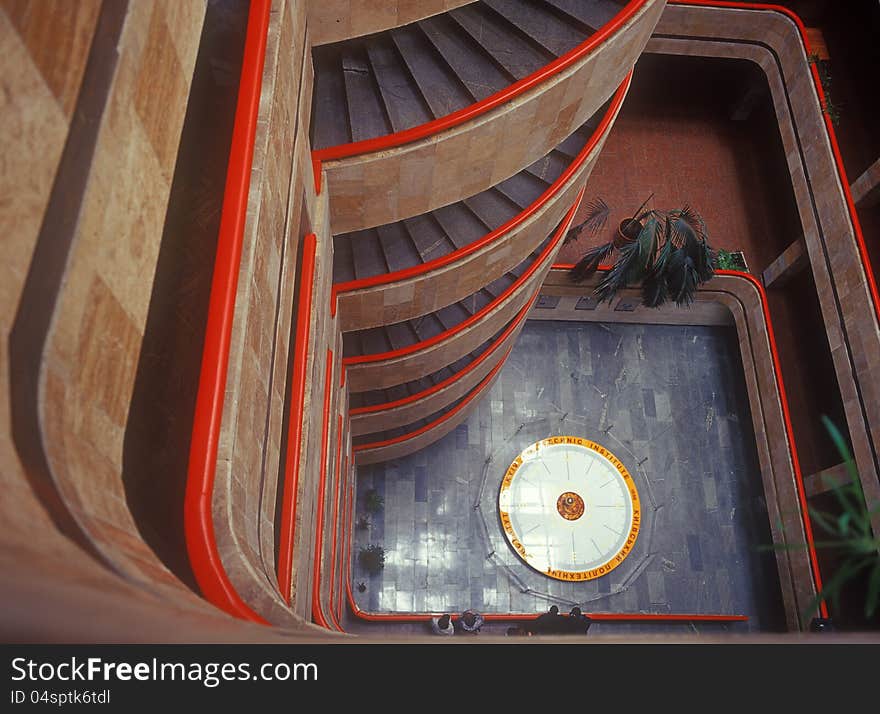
(324, 0, 665, 233)
(0, 0, 101, 118)
(308, 0, 474, 46)
(28, 1, 207, 601)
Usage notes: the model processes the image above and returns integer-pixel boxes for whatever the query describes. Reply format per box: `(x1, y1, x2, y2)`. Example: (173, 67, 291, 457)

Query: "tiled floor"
(349, 319, 787, 635)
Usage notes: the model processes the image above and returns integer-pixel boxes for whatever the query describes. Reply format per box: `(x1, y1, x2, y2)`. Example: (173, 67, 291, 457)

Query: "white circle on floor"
(499, 436, 640, 581)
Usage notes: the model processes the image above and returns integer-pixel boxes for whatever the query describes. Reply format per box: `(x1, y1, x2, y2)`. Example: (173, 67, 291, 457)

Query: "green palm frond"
(569, 241, 614, 282)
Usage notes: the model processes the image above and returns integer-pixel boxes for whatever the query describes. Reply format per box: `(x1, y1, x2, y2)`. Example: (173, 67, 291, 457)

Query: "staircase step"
(332, 234, 355, 283)
(541, 0, 623, 33)
(448, 3, 553, 81)
(375, 223, 422, 273)
(365, 36, 433, 133)
(351, 229, 387, 279)
(342, 47, 391, 142)
(390, 25, 473, 118)
(463, 190, 521, 230)
(418, 14, 509, 102)
(402, 214, 456, 262)
(483, 0, 586, 57)
(431, 203, 491, 250)
(311, 49, 350, 148)
(494, 170, 551, 208)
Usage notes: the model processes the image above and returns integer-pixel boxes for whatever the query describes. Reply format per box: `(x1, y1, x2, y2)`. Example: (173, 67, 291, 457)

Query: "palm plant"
(567, 194, 715, 308)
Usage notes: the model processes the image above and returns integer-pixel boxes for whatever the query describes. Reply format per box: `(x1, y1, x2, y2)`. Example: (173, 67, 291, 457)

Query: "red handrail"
(313, 1, 648, 161)
(549, 263, 827, 618)
(345, 584, 747, 623)
(330, 74, 632, 309)
(183, 0, 271, 624)
(715, 269, 827, 619)
(349, 292, 538, 416)
(343, 185, 585, 367)
(277, 233, 318, 602)
(353, 347, 511, 452)
(311, 351, 336, 629)
(328, 413, 345, 630)
(669, 0, 880, 334)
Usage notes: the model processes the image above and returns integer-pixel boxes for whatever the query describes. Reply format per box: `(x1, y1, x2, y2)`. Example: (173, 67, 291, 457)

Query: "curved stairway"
(341, 233, 550, 362)
(331, 111, 602, 284)
(311, 0, 628, 149)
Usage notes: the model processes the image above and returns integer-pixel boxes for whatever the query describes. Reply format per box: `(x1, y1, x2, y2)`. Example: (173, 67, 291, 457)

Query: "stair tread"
(375, 223, 422, 273)
(448, 4, 553, 81)
(494, 170, 550, 208)
(365, 37, 434, 134)
(541, 0, 622, 33)
(351, 229, 388, 280)
(431, 203, 490, 250)
(482, 0, 586, 57)
(418, 14, 509, 102)
(463, 190, 521, 231)
(390, 25, 473, 119)
(402, 215, 456, 262)
(342, 48, 391, 143)
(311, 49, 350, 148)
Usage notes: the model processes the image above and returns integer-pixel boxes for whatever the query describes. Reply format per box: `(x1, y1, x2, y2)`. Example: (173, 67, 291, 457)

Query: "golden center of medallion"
(556, 491, 585, 521)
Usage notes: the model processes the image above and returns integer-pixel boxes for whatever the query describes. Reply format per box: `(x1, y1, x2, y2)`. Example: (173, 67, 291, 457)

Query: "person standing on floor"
(567, 606, 592, 634)
(431, 613, 455, 635)
(459, 609, 484, 634)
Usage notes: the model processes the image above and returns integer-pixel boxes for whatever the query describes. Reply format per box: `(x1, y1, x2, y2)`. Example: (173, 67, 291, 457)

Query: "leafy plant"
(800, 417, 880, 622)
(364, 488, 384, 514)
(358, 544, 386, 575)
(568, 195, 715, 308)
(356, 515, 370, 530)
(714, 249, 748, 272)
(808, 52, 841, 126)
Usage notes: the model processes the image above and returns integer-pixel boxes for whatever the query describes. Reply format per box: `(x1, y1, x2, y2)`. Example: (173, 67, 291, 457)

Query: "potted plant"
(714, 248, 749, 272)
(364, 488, 384, 514)
(356, 515, 370, 530)
(358, 544, 386, 575)
(567, 195, 715, 308)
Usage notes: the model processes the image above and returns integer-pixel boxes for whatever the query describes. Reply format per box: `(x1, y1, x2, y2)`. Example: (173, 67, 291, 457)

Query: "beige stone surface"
(308, 0, 475, 45)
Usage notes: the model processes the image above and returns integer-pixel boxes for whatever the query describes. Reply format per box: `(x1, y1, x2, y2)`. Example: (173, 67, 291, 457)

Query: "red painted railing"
(349, 293, 538, 417)
(328, 413, 345, 630)
(277, 233, 318, 602)
(330, 74, 632, 313)
(345, 584, 747, 624)
(343, 185, 585, 367)
(716, 269, 827, 619)
(312, 1, 647, 162)
(183, 0, 271, 624)
(311, 351, 337, 629)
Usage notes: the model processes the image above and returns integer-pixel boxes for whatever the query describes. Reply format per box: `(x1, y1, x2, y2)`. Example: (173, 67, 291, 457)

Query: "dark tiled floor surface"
(348, 320, 787, 635)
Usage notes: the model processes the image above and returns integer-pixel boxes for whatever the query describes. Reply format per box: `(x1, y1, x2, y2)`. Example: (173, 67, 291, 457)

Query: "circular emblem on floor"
(498, 436, 640, 581)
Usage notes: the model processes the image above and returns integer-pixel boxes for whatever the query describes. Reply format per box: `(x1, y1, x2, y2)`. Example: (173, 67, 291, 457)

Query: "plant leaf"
(569, 241, 614, 282)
